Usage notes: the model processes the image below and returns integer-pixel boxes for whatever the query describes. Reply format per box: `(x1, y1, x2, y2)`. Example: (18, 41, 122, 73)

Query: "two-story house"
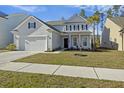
(0, 13, 92, 51)
(47, 14, 92, 50)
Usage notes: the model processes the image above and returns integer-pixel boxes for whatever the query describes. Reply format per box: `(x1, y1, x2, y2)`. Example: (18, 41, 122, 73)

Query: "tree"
(94, 11, 100, 40)
(119, 6, 124, 16)
(112, 5, 121, 16)
(87, 16, 96, 51)
(79, 9, 86, 18)
(107, 8, 113, 18)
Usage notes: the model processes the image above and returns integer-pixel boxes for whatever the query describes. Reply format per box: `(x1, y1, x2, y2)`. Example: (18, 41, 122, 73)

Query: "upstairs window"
(82, 25, 84, 30)
(28, 22, 36, 29)
(77, 25, 80, 30)
(86, 24, 88, 30)
(66, 25, 68, 31)
(70, 25, 72, 31)
(73, 25, 76, 30)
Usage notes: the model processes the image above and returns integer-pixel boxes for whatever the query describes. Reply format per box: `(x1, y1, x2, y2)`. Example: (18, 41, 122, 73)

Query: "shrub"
(6, 44, 16, 51)
(95, 38, 100, 48)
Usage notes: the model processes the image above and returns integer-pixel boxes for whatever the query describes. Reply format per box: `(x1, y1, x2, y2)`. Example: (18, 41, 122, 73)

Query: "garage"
(25, 36, 47, 51)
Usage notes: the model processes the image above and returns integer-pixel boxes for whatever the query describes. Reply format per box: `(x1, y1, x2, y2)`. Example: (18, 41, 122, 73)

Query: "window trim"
(73, 37, 78, 47)
(28, 22, 36, 29)
(82, 37, 88, 47)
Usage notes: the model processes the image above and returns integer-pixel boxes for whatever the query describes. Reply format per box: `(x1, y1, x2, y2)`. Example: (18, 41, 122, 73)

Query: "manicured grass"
(14, 50, 124, 69)
(0, 70, 124, 88)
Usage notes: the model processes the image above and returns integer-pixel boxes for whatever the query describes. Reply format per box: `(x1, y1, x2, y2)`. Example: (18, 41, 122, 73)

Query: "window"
(73, 37, 77, 46)
(28, 23, 30, 29)
(86, 24, 88, 30)
(70, 25, 72, 31)
(34, 22, 36, 28)
(82, 25, 84, 30)
(28, 22, 36, 29)
(66, 25, 68, 31)
(77, 25, 80, 30)
(73, 25, 76, 30)
(83, 37, 87, 46)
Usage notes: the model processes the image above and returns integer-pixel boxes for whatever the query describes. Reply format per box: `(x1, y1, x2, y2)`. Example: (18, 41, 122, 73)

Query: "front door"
(64, 38, 68, 48)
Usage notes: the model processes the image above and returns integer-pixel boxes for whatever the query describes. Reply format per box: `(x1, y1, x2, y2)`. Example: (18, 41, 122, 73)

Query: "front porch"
(61, 32, 92, 50)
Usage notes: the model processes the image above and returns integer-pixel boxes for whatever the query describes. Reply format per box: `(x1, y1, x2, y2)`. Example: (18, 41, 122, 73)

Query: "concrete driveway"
(0, 51, 42, 63)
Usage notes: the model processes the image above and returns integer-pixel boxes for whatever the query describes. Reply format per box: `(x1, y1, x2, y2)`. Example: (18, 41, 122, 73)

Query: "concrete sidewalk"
(0, 62, 124, 82)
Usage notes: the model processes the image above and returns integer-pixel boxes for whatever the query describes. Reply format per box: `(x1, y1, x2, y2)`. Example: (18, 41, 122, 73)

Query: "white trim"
(79, 16, 88, 23)
(64, 31, 92, 33)
(81, 36, 88, 48)
(72, 36, 78, 47)
(28, 35, 47, 37)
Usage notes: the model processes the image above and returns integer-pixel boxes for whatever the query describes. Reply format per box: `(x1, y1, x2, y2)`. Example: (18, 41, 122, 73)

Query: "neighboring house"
(101, 17, 124, 51)
(0, 14, 29, 48)
(0, 13, 92, 51)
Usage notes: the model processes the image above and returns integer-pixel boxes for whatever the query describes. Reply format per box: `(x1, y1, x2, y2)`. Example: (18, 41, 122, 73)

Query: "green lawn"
(0, 70, 124, 88)
(14, 50, 124, 69)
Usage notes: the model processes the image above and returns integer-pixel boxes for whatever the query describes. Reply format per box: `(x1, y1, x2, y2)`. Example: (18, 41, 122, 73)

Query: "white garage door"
(25, 36, 47, 51)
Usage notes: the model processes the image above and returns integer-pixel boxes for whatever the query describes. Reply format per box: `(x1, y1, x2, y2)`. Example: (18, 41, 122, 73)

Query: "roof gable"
(13, 16, 60, 33)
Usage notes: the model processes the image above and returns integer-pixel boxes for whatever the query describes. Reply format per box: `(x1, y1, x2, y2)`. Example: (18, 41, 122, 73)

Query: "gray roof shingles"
(47, 15, 87, 26)
(109, 17, 124, 28)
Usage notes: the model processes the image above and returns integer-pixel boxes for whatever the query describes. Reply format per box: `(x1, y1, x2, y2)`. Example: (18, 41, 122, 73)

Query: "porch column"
(68, 34, 71, 48)
(89, 35, 92, 49)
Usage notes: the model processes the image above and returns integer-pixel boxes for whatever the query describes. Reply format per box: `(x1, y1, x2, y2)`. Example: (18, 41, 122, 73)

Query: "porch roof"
(60, 31, 92, 35)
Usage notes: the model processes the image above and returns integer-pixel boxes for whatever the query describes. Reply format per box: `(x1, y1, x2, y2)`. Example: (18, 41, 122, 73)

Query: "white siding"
(0, 14, 28, 48)
(14, 16, 54, 51)
(52, 32, 61, 50)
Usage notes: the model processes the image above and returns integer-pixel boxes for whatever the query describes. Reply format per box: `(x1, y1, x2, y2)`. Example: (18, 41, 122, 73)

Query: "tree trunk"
(93, 23, 96, 51)
(97, 23, 99, 40)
